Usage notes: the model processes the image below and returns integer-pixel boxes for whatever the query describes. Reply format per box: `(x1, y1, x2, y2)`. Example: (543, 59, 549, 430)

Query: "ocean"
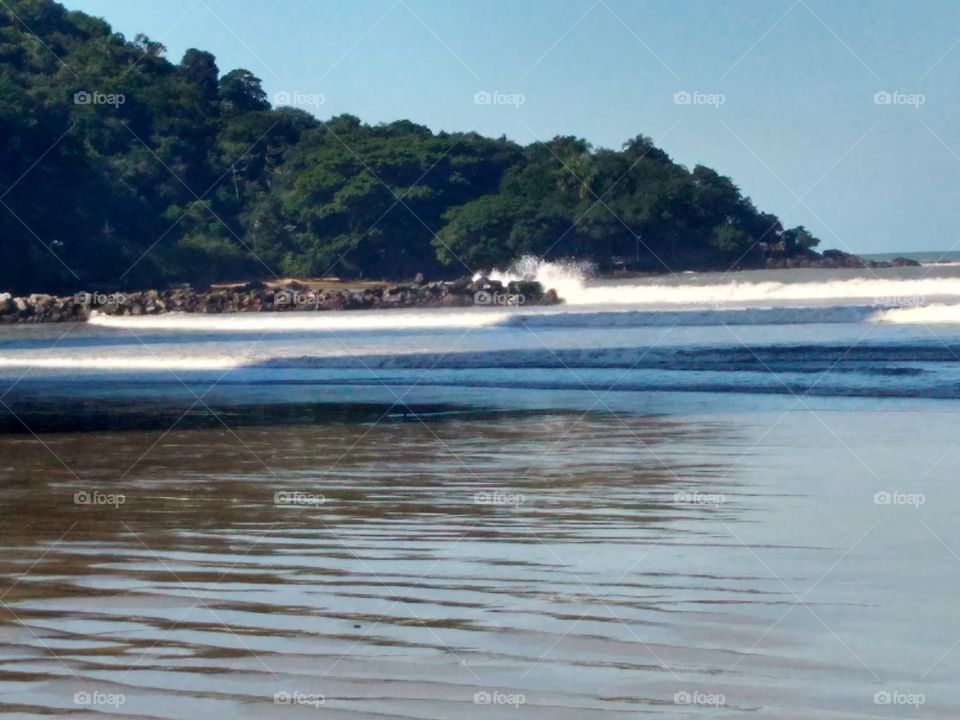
(0, 262, 958, 718)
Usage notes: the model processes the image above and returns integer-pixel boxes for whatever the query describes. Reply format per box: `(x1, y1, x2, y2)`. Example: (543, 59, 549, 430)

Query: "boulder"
(542, 288, 562, 305)
(891, 257, 921, 267)
(507, 280, 544, 303)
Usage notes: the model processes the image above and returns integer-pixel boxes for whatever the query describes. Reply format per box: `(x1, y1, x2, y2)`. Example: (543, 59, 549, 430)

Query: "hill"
(0, 0, 821, 294)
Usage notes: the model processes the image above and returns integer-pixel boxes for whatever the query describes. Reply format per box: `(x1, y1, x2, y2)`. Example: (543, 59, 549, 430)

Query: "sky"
(63, 0, 960, 254)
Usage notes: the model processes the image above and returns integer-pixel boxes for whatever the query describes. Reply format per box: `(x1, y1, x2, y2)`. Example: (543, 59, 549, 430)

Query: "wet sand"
(0, 405, 957, 717)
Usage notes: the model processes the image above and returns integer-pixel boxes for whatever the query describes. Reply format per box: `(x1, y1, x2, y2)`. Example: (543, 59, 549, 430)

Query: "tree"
(219, 69, 269, 115)
(180, 49, 219, 113)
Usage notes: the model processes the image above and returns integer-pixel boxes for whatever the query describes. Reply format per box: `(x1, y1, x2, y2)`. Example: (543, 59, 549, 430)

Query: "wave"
(86, 305, 888, 334)
(257, 342, 956, 371)
(507, 306, 874, 327)
(481, 256, 592, 303)
(5, 341, 958, 399)
(88, 308, 509, 332)
(82, 302, 960, 334)
(0, 356, 238, 370)
(483, 257, 960, 307)
(572, 277, 960, 307)
(871, 303, 960, 324)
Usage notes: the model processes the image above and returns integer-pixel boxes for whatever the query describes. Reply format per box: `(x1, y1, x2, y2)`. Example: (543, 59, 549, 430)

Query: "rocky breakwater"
(765, 249, 921, 270)
(0, 276, 562, 323)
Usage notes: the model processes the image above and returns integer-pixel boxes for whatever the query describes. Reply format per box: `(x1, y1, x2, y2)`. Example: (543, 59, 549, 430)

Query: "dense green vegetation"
(0, 0, 819, 294)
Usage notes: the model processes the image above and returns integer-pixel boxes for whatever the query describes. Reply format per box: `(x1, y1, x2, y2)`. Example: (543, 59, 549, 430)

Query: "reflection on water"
(0, 407, 957, 718)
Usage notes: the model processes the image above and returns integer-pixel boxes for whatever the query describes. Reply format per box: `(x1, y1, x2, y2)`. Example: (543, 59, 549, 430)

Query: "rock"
(447, 277, 471, 293)
(320, 291, 347, 310)
(382, 285, 411, 304)
(441, 293, 468, 307)
(542, 288, 562, 305)
(1, 273, 572, 323)
(507, 280, 544, 303)
(891, 257, 921, 267)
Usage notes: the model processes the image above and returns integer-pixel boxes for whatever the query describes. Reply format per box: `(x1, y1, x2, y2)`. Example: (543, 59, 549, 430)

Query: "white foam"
(0, 357, 238, 370)
(88, 309, 510, 332)
(484, 257, 960, 307)
(871, 303, 960, 324)
(481, 256, 590, 303)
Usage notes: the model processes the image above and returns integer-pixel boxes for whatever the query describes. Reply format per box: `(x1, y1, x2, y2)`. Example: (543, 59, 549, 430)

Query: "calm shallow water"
(0, 401, 957, 718)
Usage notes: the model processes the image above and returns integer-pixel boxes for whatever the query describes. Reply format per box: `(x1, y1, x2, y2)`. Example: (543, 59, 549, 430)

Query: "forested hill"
(0, 0, 820, 294)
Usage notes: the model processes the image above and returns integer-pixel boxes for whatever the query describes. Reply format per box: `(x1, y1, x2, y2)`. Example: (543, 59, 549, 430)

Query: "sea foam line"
(871, 303, 960, 324)
(87, 309, 510, 331)
(487, 257, 960, 307)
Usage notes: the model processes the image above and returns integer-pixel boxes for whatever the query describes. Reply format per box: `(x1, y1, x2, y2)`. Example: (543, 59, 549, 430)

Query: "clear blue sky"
(65, 0, 960, 254)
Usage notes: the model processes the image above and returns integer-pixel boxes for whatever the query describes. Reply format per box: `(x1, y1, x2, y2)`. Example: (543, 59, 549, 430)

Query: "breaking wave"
(479, 257, 960, 308)
(871, 303, 960, 325)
